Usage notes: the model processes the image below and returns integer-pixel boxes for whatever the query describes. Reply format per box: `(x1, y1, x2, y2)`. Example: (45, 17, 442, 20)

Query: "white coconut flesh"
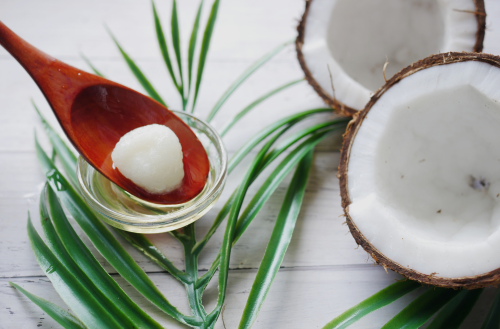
(111, 124, 185, 194)
(302, 0, 480, 111)
(347, 61, 500, 279)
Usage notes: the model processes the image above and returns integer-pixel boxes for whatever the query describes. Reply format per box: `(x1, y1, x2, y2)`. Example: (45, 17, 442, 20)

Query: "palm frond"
(381, 288, 460, 329)
(238, 150, 314, 329)
(152, 1, 181, 94)
(9, 282, 86, 329)
(106, 25, 167, 106)
(27, 215, 122, 328)
(35, 137, 199, 327)
(220, 78, 304, 136)
(187, 0, 204, 98)
(481, 288, 500, 329)
(206, 38, 294, 122)
(191, 0, 220, 112)
(427, 289, 483, 329)
(322, 280, 421, 329)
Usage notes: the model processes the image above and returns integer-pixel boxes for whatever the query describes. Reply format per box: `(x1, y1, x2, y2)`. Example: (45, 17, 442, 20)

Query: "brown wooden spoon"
(0, 21, 209, 204)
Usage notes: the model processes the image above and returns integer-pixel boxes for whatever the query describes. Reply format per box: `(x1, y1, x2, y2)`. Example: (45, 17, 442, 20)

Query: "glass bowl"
(77, 111, 227, 233)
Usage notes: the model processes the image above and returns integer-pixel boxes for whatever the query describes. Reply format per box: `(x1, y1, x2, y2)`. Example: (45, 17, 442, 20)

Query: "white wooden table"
(0, 0, 499, 328)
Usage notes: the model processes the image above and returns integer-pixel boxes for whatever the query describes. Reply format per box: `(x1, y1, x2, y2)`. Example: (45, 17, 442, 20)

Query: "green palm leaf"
(116, 230, 187, 283)
(382, 287, 460, 329)
(322, 280, 421, 329)
(171, 0, 184, 98)
(260, 119, 348, 169)
(228, 108, 332, 173)
(238, 150, 314, 329)
(26, 215, 122, 329)
(427, 289, 483, 329)
(206, 38, 294, 122)
(152, 0, 181, 94)
(42, 184, 163, 328)
(34, 138, 200, 327)
(193, 122, 294, 255)
(220, 78, 304, 137)
(80, 52, 105, 77)
(106, 26, 167, 106)
(9, 282, 86, 329)
(187, 0, 204, 97)
(192, 0, 220, 112)
(203, 131, 334, 326)
(481, 288, 500, 329)
(194, 117, 346, 258)
(33, 101, 78, 188)
(232, 131, 332, 243)
(206, 118, 283, 325)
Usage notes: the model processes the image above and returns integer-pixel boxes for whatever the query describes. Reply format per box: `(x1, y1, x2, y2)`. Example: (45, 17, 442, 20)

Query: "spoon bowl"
(0, 21, 209, 204)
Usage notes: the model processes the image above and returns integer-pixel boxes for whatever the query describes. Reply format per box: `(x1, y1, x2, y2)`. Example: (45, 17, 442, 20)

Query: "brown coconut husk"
(339, 52, 500, 289)
(296, 0, 486, 118)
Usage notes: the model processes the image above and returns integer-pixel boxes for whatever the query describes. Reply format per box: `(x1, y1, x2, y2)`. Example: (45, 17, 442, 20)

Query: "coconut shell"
(296, 0, 487, 118)
(339, 52, 500, 289)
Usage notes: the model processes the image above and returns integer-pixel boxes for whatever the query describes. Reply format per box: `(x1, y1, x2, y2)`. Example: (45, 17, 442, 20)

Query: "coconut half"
(339, 52, 500, 289)
(296, 0, 486, 116)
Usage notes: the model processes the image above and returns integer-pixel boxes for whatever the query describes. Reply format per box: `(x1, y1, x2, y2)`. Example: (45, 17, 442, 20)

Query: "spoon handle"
(0, 21, 107, 123)
(0, 21, 56, 84)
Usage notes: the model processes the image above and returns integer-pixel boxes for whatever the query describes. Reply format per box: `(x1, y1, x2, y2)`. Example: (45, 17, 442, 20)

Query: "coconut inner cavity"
(375, 85, 500, 243)
(300, 0, 480, 111)
(111, 124, 185, 194)
(328, 0, 444, 91)
(347, 61, 500, 278)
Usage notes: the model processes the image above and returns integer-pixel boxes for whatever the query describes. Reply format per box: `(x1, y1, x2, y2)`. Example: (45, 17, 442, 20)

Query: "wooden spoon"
(0, 21, 209, 205)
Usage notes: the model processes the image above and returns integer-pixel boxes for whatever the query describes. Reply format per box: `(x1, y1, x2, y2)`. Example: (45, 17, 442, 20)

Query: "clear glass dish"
(77, 111, 227, 233)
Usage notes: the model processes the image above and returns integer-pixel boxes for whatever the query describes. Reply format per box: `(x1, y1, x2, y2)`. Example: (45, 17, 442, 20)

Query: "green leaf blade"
(34, 138, 199, 327)
(10, 282, 86, 329)
(40, 184, 131, 327)
(381, 287, 460, 329)
(34, 101, 78, 188)
(206, 38, 294, 122)
(27, 216, 121, 329)
(196, 114, 343, 268)
(42, 184, 163, 328)
(192, 0, 220, 112)
(228, 107, 332, 173)
(80, 52, 105, 78)
(481, 288, 500, 329)
(171, 0, 184, 92)
(207, 122, 286, 324)
(193, 122, 295, 256)
(188, 0, 204, 96)
(260, 118, 348, 170)
(152, 0, 181, 94)
(427, 288, 483, 329)
(238, 150, 314, 329)
(106, 27, 167, 107)
(233, 131, 333, 244)
(207, 131, 333, 325)
(322, 280, 421, 329)
(116, 230, 187, 283)
(220, 78, 304, 137)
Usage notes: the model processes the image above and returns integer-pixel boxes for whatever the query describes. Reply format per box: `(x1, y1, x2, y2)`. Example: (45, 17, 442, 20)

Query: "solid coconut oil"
(77, 111, 227, 234)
